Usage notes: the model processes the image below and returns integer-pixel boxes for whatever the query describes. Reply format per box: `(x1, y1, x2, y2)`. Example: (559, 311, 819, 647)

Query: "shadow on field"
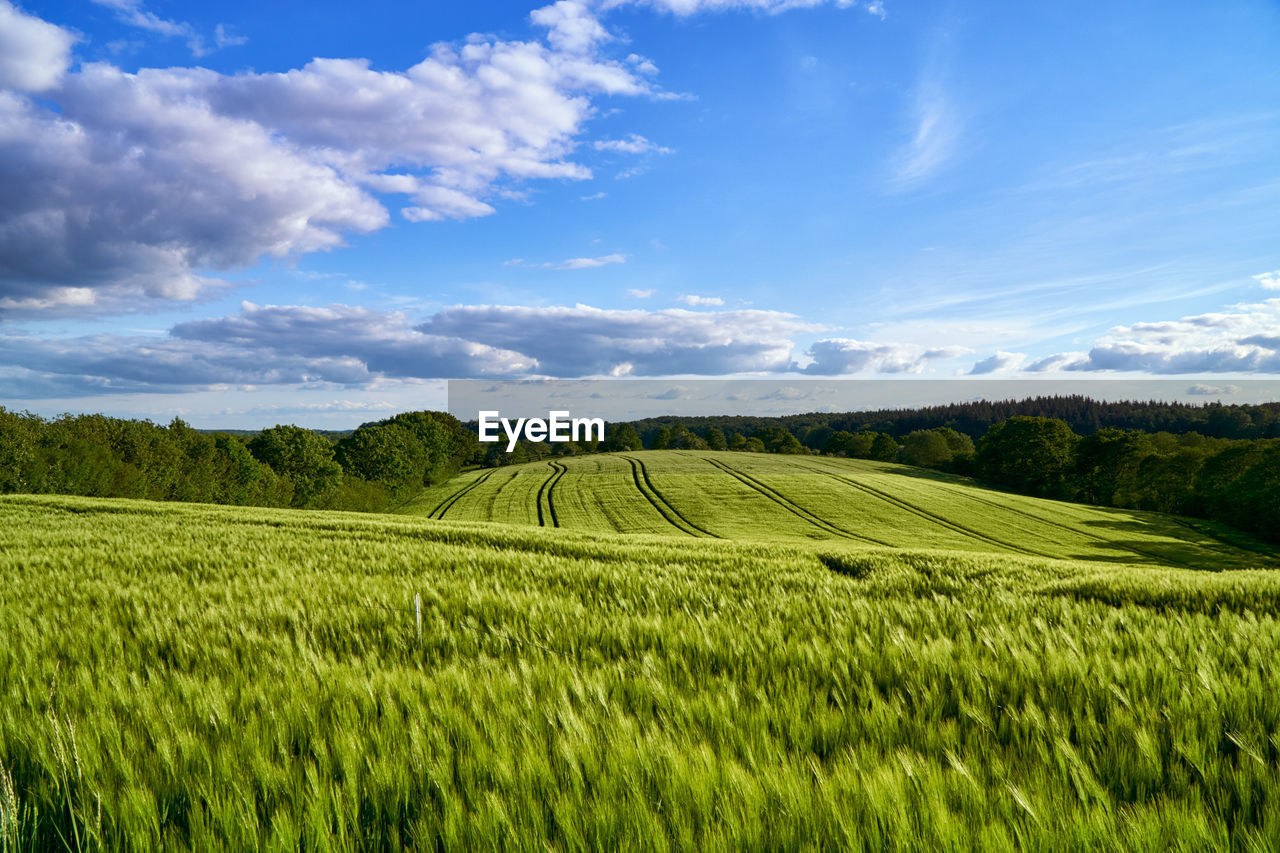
(873, 465, 1280, 572)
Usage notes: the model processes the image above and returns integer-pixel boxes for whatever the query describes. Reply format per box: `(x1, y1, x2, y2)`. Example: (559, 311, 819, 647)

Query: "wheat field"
(2, 469, 1280, 849)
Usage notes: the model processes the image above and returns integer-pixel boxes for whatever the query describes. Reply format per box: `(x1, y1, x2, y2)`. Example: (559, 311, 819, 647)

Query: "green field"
(3, 453, 1280, 849)
(405, 451, 1274, 572)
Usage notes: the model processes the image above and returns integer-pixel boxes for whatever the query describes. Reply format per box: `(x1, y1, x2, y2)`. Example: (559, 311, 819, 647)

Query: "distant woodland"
(2, 396, 1277, 544)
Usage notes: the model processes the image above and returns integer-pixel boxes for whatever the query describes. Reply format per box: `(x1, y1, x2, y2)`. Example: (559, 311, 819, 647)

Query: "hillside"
(4, 493, 1280, 848)
(403, 450, 1276, 571)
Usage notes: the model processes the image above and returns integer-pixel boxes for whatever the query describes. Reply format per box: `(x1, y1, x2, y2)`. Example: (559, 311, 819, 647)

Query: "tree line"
(2, 396, 1276, 545)
(0, 408, 478, 513)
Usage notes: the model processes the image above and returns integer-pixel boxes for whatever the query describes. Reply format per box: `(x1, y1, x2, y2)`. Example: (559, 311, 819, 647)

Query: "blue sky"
(1, 0, 1278, 426)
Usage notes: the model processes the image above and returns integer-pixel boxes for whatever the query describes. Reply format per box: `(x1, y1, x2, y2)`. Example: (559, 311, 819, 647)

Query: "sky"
(1, 0, 1279, 427)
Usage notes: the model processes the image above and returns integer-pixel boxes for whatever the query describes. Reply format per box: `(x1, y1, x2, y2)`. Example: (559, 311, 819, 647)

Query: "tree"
(899, 430, 952, 469)
(1074, 428, 1154, 505)
(649, 427, 672, 450)
(771, 432, 806, 454)
(667, 424, 708, 450)
(335, 423, 426, 496)
(0, 408, 37, 493)
(869, 433, 898, 462)
(248, 425, 343, 507)
(360, 411, 459, 483)
(602, 423, 642, 452)
(977, 417, 1079, 499)
(706, 427, 728, 451)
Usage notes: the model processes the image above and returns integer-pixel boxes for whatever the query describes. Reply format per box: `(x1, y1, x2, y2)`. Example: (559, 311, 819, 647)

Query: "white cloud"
(678, 294, 725, 306)
(580, 191, 608, 200)
(0, 1, 76, 92)
(89, 0, 230, 57)
(554, 253, 628, 270)
(1187, 383, 1240, 396)
(969, 351, 1028, 374)
(508, 253, 628, 270)
(530, 0, 612, 54)
(0, 0, 861, 319)
(866, 1, 886, 19)
(0, 12, 658, 315)
(608, 0, 861, 15)
(1024, 298, 1280, 374)
(594, 133, 672, 154)
(0, 301, 825, 392)
(1254, 270, 1280, 290)
(213, 24, 247, 50)
(626, 53, 660, 74)
(891, 75, 957, 188)
(421, 303, 816, 375)
(627, 288, 654, 298)
(801, 338, 968, 374)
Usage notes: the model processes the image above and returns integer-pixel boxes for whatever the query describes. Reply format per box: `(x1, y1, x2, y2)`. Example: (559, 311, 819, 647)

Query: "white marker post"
(414, 593, 422, 640)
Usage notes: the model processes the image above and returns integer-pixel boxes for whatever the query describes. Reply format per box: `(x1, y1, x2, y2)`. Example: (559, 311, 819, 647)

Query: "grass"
(2, 475, 1280, 850)
(403, 451, 1277, 571)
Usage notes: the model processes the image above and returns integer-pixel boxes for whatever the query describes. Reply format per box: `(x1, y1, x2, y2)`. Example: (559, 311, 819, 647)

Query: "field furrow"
(402, 451, 1277, 571)
(703, 456, 888, 545)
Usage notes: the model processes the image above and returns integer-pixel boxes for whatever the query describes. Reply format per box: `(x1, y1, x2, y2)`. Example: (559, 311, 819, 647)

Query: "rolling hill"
(403, 450, 1276, 571)
(3, 452, 1280, 848)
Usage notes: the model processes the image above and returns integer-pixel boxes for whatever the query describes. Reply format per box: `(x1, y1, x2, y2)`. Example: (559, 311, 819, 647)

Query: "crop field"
(3, 476, 1280, 850)
(405, 451, 1274, 572)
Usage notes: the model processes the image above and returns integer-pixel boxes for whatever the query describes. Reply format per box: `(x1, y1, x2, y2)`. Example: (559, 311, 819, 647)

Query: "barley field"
(404, 451, 1273, 571)
(2, 454, 1280, 850)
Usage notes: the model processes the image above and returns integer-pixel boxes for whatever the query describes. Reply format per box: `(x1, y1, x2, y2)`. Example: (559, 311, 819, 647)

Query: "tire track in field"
(703, 457, 891, 546)
(858, 468, 1203, 570)
(621, 455, 715, 537)
(811, 462, 1054, 559)
(536, 461, 567, 527)
(480, 466, 516, 520)
(429, 469, 495, 520)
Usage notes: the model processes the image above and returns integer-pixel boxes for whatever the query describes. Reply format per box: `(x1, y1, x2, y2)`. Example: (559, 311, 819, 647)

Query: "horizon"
(2, 0, 1279, 428)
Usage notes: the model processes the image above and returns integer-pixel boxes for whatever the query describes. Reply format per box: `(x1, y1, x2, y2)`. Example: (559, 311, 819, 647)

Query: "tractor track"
(811, 462, 1053, 559)
(429, 469, 495, 520)
(703, 457, 891, 547)
(622, 455, 716, 537)
(536, 461, 568, 527)
(850, 466, 1203, 570)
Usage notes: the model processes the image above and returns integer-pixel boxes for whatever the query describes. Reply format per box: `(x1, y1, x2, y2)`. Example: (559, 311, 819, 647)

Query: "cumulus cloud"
(1254, 270, 1280, 290)
(0, 303, 532, 397)
(0, 1, 76, 92)
(0, 0, 865, 320)
(1024, 298, 1280, 374)
(627, 288, 654, 298)
(420, 303, 815, 375)
(969, 351, 1027, 375)
(0, 6, 656, 316)
(800, 338, 968, 374)
(678, 294, 724, 306)
(530, 0, 613, 53)
(0, 301, 826, 394)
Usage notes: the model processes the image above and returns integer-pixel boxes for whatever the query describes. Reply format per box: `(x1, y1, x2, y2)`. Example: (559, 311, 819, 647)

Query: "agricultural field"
(3, 464, 1280, 850)
(405, 451, 1274, 572)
